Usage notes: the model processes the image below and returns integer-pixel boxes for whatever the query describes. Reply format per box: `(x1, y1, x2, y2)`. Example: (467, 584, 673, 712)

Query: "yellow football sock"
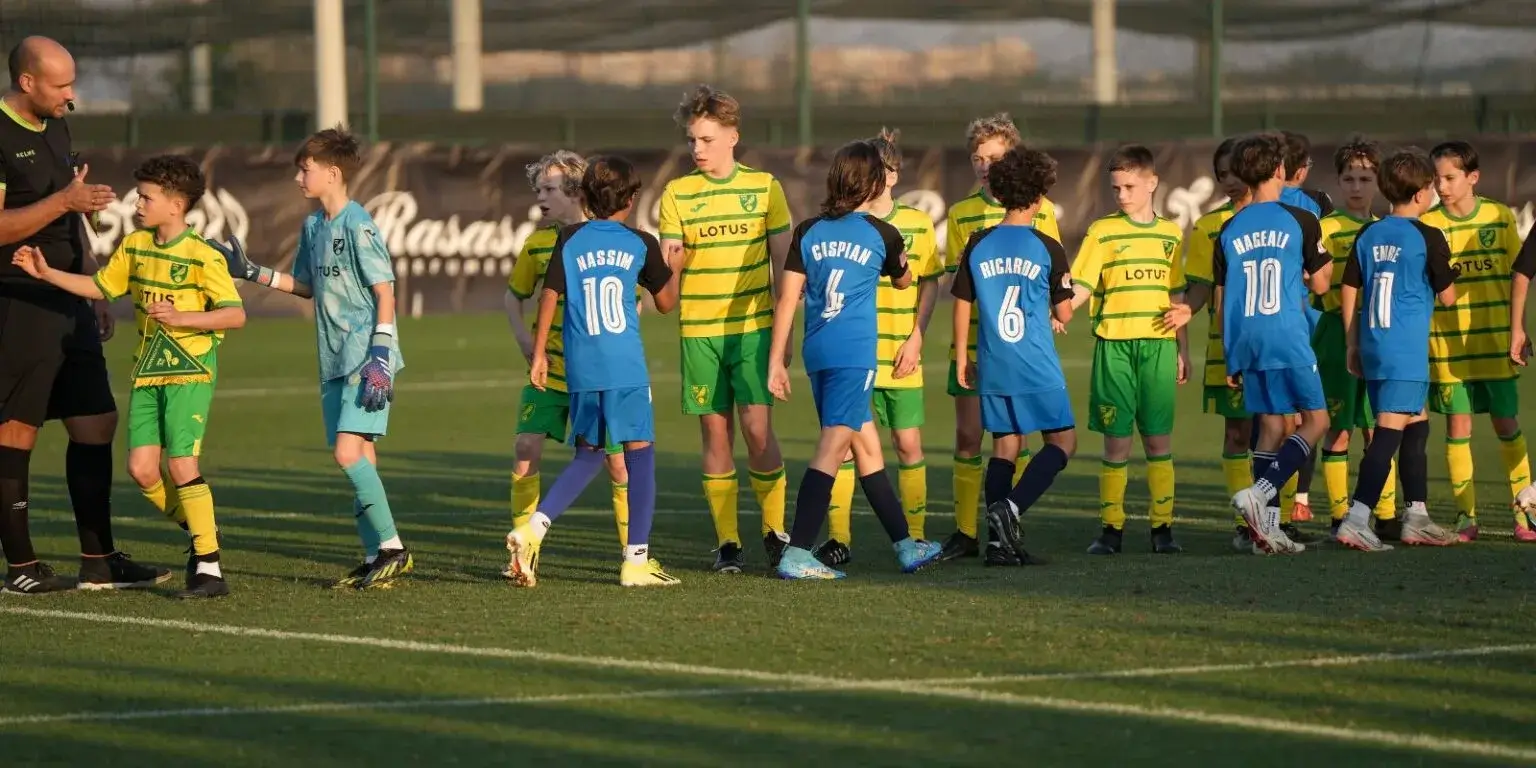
(827, 461, 857, 545)
(1279, 474, 1298, 524)
(1147, 454, 1175, 528)
(1499, 431, 1531, 501)
(899, 461, 927, 540)
(141, 476, 187, 526)
(953, 455, 984, 537)
(511, 471, 540, 529)
(1222, 452, 1251, 525)
(1374, 459, 1398, 520)
(1322, 451, 1351, 521)
(611, 481, 629, 549)
(750, 466, 787, 536)
(179, 481, 219, 557)
(1446, 437, 1476, 518)
(1011, 447, 1033, 487)
(704, 472, 740, 546)
(1099, 459, 1128, 530)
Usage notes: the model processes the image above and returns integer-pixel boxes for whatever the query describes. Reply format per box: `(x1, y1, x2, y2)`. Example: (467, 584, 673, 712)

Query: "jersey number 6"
(998, 284, 1026, 343)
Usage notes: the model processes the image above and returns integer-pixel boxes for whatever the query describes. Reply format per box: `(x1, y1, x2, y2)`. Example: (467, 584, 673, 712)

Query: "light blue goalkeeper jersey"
(294, 200, 404, 382)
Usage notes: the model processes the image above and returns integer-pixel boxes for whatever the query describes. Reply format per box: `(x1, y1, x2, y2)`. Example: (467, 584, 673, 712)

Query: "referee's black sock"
(0, 446, 36, 566)
(67, 441, 115, 557)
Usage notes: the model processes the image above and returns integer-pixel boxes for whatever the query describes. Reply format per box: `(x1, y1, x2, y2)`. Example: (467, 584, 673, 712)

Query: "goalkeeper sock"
(354, 498, 381, 560)
(623, 446, 655, 549)
(1499, 431, 1532, 500)
(953, 454, 984, 537)
(703, 471, 740, 547)
(511, 470, 540, 529)
(898, 461, 927, 540)
(611, 481, 629, 549)
(1322, 450, 1351, 521)
(538, 447, 605, 525)
(1011, 447, 1032, 488)
(1446, 437, 1476, 518)
(750, 466, 787, 536)
(178, 478, 219, 558)
(1146, 454, 1175, 528)
(342, 457, 399, 547)
(1098, 459, 1129, 530)
(827, 461, 856, 545)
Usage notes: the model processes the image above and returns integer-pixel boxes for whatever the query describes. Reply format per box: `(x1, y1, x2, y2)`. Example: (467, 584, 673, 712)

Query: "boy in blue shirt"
(950, 147, 1078, 564)
(1213, 133, 1334, 555)
(215, 127, 411, 589)
(1336, 148, 1459, 551)
(766, 140, 943, 580)
(504, 155, 682, 588)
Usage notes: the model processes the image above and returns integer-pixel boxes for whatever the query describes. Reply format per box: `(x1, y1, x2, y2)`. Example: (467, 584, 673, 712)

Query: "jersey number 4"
(822, 269, 846, 320)
(1241, 258, 1283, 317)
(581, 276, 628, 336)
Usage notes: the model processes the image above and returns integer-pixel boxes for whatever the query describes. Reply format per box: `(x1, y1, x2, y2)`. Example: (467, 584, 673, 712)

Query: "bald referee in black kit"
(0, 36, 171, 593)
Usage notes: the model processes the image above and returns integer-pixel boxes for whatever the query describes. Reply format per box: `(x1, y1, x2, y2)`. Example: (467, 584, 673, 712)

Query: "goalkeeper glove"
(208, 236, 273, 286)
(359, 329, 395, 412)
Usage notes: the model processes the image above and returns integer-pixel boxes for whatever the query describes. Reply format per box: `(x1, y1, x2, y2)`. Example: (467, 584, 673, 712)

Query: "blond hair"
(674, 84, 741, 129)
(525, 150, 587, 197)
(965, 113, 1021, 153)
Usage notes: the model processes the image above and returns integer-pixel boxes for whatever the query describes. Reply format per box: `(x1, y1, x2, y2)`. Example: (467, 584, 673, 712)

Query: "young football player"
(13, 154, 241, 598)
(657, 85, 792, 573)
(951, 146, 1078, 566)
(1335, 147, 1459, 551)
(940, 113, 1061, 566)
(505, 155, 681, 588)
(1420, 141, 1532, 541)
(1215, 133, 1332, 555)
(506, 151, 631, 562)
(215, 127, 414, 588)
(816, 128, 941, 568)
(1511, 234, 1536, 514)
(1068, 145, 1187, 555)
(1165, 137, 1257, 551)
(766, 140, 942, 580)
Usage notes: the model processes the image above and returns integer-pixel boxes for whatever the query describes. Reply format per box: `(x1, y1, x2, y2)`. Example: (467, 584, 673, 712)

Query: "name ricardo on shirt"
(1229, 229, 1291, 256)
(810, 241, 873, 266)
(979, 257, 1043, 280)
(576, 249, 636, 272)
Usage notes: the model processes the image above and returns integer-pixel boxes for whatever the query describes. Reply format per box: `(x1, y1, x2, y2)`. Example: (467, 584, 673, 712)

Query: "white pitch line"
(0, 686, 779, 727)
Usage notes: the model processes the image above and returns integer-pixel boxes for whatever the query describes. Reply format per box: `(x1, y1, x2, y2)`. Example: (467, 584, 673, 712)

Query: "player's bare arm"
(1306, 263, 1333, 296)
(951, 296, 974, 389)
(894, 278, 936, 380)
(1512, 272, 1531, 365)
(530, 287, 560, 391)
(1340, 281, 1362, 378)
(0, 166, 113, 246)
(10, 243, 102, 298)
(504, 289, 537, 362)
(74, 250, 115, 341)
(767, 270, 805, 401)
(145, 301, 246, 332)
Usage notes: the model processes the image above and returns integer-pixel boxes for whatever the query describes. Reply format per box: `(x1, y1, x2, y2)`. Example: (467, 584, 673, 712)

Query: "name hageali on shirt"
(1229, 230, 1292, 255)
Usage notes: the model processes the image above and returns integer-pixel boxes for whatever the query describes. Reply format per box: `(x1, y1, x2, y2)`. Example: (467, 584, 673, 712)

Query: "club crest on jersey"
(521, 403, 535, 423)
(169, 263, 188, 284)
(1438, 384, 1457, 406)
(332, 238, 346, 255)
(1097, 404, 1117, 428)
(1163, 240, 1176, 258)
(1479, 227, 1497, 248)
(738, 194, 758, 213)
(903, 234, 914, 251)
(691, 385, 711, 406)
(1227, 388, 1243, 409)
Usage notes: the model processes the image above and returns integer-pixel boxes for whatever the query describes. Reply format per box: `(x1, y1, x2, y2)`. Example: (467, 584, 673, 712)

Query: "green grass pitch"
(3, 308, 1535, 766)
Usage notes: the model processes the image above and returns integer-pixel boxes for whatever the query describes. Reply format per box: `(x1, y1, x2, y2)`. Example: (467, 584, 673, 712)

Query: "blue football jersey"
(786, 213, 908, 373)
(545, 221, 671, 392)
(950, 225, 1074, 395)
(1344, 217, 1456, 383)
(1213, 201, 1331, 374)
(1279, 185, 1331, 220)
(294, 201, 403, 381)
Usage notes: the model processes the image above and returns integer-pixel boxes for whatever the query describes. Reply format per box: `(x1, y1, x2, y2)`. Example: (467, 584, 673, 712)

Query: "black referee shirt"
(0, 99, 84, 294)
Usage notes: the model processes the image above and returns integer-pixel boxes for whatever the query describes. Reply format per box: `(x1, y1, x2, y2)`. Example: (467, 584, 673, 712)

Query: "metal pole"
(1210, 0, 1224, 137)
(1091, 0, 1116, 105)
(189, 0, 211, 113)
(451, 0, 484, 112)
(364, 0, 379, 141)
(313, 0, 348, 130)
(795, 0, 811, 148)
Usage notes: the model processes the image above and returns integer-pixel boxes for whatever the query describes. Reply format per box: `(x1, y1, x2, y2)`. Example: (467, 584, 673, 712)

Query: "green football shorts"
(873, 387, 925, 430)
(1088, 338, 1178, 437)
(1429, 379, 1520, 418)
(680, 330, 774, 416)
(128, 380, 215, 457)
(1203, 383, 1249, 419)
(1312, 311, 1373, 431)
(517, 384, 622, 454)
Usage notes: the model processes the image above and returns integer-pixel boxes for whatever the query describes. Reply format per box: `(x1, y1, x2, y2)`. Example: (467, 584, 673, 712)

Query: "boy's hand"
(1051, 317, 1067, 335)
(359, 344, 394, 412)
(957, 361, 977, 390)
(10, 245, 49, 279)
(529, 352, 549, 391)
(893, 332, 922, 379)
(768, 361, 791, 401)
(94, 300, 115, 341)
(1161, 303, 1193, 331)
(1512, 328, 1531, 366)
(208, 236, 260, 283)
(1226, 372, 1242, 389)
(145, 300, 186, 327)
(1346, 344, 1363, 378)
(1176, 349, 1190, 384)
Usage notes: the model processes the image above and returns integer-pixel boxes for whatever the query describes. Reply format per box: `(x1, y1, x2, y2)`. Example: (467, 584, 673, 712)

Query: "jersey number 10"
(581, 276, 628, 336)
(1241, 258, 1283, 317)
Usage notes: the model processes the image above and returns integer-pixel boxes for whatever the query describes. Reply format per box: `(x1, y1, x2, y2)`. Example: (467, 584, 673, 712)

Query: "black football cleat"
(2, 562, 71, 595)
(763, 533, 788, 570)
(1087, 526, 1123, 555)
(78, 552, 173, 591)
(712, 542, 745, 574)
(938, 531, 979, 561)
(1150, 525, 1183, 554)
(175, 572, 230, 600)
(813, 539, 851, 568)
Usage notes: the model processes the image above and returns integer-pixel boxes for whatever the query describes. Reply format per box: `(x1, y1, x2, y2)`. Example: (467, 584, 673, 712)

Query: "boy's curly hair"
(986, 147, 1057, 211)
(133, 154, 206, 209)
(674, 84, 740, 128)
(965, 113, 1020, 154)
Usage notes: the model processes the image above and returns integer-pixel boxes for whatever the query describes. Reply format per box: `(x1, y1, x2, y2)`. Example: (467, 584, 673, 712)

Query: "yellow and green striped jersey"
(657, 164, 792, 339)
(93, 228, 243, 388)
(1183, 204, 1234, 388)
(875, 203, 942, 389)
(1316, 210, 1374, 314)
(943, 188, 1061, 363)
(1069, 212, 1184, 340)
(508, 225, 571, 393)
(1421, 197, 1521, 383)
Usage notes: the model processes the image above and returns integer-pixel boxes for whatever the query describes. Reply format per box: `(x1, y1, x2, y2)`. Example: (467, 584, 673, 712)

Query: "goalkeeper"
(215, 127, 412, 590)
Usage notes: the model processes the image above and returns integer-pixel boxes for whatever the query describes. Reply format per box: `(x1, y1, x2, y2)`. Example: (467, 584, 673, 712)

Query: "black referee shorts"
(0, 292, 116, 428)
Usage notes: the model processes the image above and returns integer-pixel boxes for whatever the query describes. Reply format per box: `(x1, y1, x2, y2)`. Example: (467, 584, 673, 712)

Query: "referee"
(0, 37, 169, 593)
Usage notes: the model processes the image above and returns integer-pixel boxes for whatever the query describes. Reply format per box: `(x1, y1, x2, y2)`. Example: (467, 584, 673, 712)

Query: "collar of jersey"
(1438, 197, 1482, 223)
(696, 163, 740, 185)
(977, 186, 1001, 208)
(1115, 211, 1161, 229)
(1332, 209, 1374, 225)
(150, 226, 195, 250)
(0, 99, 44, 133)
